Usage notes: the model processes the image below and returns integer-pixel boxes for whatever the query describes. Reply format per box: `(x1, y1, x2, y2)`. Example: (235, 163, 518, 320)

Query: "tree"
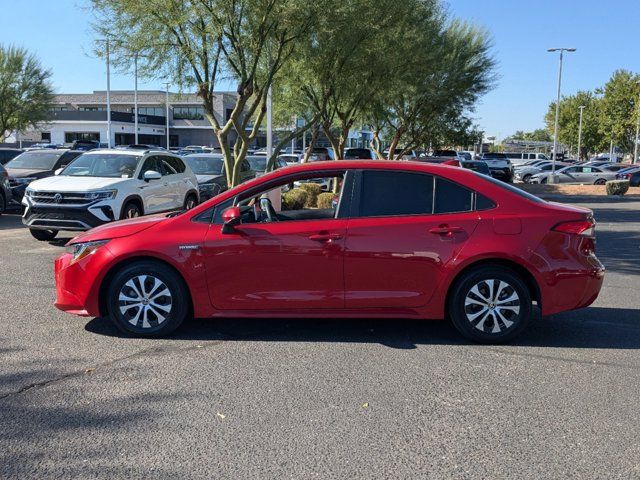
(505, 129, 552, 143)
(367, 15, 495, 159)
(91, 0, 320, 186)
(598, 70, 640, 153)
(0, 45, 54, 142)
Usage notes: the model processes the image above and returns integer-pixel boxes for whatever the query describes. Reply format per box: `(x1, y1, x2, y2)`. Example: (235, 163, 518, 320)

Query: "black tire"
(0, 193, 5, 215)
(522, 174, 532, 184)
(594, 178, 606, 185)
(448, 266, 533, 344)
(184, 193, 198, 210)
(540, 177, 548, 184)
(105, 261, 190, 337)
(120, 201, 142, 220)
(29, 228, 58, 241)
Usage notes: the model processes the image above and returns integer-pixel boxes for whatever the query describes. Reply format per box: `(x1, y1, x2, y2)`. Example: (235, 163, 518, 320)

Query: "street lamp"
(548, 47, 576, 182)
(577, 105, 586, 161)
(163, 82, 170, 149)
(634, 80, 640, 164)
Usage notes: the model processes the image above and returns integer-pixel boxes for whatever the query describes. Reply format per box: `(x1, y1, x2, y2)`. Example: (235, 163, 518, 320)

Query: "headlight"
(14, 177, 37, 185)
(198, 182, 215, 192)
(65, 239, 109, 262)
(87, 190, 117, 200)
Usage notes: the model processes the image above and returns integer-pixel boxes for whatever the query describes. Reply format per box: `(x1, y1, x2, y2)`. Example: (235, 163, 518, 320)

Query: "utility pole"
(577, 105, 585, 161)
(134, 53, 139, 144)
(106, 39, 112, 148)
(266, 85, 273, 156)
(548, 47, 576, 182)
(164, 82, 170, 149)
(634, 80, 640, 164)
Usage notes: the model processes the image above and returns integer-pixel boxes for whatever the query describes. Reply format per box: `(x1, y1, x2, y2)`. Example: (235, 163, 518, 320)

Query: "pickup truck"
(479, 152, 514, 182)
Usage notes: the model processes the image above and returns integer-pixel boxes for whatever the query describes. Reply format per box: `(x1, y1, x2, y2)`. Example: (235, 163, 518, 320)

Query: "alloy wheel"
(464, 279, 521, 334)
(118, 275, 173, 329)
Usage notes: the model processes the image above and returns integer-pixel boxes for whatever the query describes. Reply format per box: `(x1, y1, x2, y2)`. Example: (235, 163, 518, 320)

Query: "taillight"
(552, 219, 595, 237)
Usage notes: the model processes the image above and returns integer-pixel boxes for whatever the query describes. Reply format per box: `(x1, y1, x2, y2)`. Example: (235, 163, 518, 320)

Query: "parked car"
(530, 165, 618, 185)
(344, 148, 375, 159)
(22, 149, 199, 241)
(71, 140, 103, 151)
(0, 164, 11, 214)
(183, 154, 255, 202)
(278, 153, 303, 165)
(246, 155, 288, 174)
(615, 166, 640, 186)
(628, 170, 640, 187)
(0, 148, 23, 165)
(504, 152, 550, 166)
(479, 153, 514, 182)
(430, 150, 464, 161)
(383, 148, 418, 159)
(54, 160, 603, 343)
(306, 147, 334, 161)
(514, 162, 569, 183)
(461, 160, 490, 175)
(4, 149, 84, 204)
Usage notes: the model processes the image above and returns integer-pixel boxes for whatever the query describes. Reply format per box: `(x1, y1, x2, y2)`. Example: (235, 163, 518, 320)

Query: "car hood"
(67, 214, 167, 244)
(196, 174, 223, 184)
(6, 167, 49, 178)
(28, 175, 127, 192)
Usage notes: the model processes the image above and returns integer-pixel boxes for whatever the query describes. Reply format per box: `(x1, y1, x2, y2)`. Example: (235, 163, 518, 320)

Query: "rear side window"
(164, 156, 186, 173)
(359, 171, 433, 217)
(434, 178, 473, 214)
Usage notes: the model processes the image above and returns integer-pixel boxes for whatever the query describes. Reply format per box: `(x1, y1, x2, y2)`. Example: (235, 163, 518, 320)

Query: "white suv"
(22, 149, 199, 241)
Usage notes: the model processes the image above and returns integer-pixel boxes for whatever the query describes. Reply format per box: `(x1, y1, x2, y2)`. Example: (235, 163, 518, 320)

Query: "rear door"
(344, 170, 480, 309)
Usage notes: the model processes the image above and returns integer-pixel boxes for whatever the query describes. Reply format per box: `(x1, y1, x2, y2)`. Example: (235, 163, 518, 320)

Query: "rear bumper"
(489, 167, 514, 182)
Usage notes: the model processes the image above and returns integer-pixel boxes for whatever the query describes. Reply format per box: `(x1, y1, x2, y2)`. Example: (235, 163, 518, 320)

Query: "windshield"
(61, 154, 140, 178)
(248, 157, 267, 171)
(6, 151, 62, 170)
(185, 156, 224, 175)
(433, 150, 457, 156)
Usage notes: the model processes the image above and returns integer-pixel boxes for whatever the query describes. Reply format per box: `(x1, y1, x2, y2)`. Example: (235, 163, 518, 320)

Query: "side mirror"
(143, 170, 162, 182)
(54, 168, 63, 176)
(221, 206, 241, 234)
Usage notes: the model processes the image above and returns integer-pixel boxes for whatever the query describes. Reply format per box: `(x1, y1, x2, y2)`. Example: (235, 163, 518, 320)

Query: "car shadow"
(85, 306, 640, 350)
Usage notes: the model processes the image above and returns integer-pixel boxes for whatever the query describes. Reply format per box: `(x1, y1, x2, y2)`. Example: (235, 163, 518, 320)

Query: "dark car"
(4, 149, 84, 204)
(246, 155, 289, 174)
(183, 154, 255, 201)
(480, 153, 514, 182)
(71, 140, 103, 151)
(616, 166, 640, 185)
(461, 160, 491, 175)
(0, 148, 23, 165)
(344, 148, 374, 159)
(0, 164, 11, 214)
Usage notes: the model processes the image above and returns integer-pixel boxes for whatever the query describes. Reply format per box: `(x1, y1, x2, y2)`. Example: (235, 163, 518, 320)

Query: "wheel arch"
(444, 258, 542, 313)
(98, 255, 194, 318)
(184, 189, 199, 203)
(120, 194, 145, 218)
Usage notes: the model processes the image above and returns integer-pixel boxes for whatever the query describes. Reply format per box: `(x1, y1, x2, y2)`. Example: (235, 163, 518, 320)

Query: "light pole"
(134, 53, 139, 144)
(105, 39, 112, 148)
(577, 105, 585, 161)
(163, 82, 170, 149)
(548, 47, 576, 182)
(634, 80, 640, 164)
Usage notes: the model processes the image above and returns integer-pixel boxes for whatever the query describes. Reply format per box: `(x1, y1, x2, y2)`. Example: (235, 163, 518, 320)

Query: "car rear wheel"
(540, 177, 548, 184)
(594, 178, 606, 185)
(448, 266, 532, 343)
(29, 228, 58, 241)
(184, 193, 198, 210)
(106, 261, 190, 337)
(522, 174, 532, 183)
(120, 202, 142, 219)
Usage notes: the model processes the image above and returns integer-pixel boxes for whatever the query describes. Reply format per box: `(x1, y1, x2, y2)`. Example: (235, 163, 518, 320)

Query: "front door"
(138, 155, 174, 212)
(344, 170, 480, 309)
(202, 171, 350, 311)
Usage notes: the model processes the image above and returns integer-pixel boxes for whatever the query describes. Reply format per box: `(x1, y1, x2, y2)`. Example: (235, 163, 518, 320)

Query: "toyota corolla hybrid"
(54, 161, 604, 343)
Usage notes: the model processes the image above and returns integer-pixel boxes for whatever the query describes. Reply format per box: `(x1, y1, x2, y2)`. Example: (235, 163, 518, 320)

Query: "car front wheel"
(448, 266, 532, 343)
(120, 202, 142, 219)
(106, 261, 190, 337)
(30, 228, 58, 241)
(594, 178, 606, 185)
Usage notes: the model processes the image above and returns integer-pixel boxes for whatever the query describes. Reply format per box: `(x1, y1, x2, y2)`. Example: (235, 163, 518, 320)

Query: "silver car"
(515, 161, 569, 183)
(530, 164, 619, 185)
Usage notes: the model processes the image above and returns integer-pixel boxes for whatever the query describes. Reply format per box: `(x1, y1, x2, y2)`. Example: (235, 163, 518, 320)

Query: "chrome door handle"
(429, 225, 463, 236)
(308, 233, 343, 242)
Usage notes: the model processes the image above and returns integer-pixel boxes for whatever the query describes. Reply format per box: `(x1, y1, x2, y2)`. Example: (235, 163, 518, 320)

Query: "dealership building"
(16, 90, 242, 148)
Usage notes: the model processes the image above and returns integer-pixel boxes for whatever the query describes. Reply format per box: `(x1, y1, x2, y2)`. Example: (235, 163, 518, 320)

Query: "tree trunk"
(266, 114, 320, 171)
(302, 126, 320, 163)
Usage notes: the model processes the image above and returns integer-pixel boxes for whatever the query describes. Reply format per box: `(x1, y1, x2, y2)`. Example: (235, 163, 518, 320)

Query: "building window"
(173, 106, 205, 120)
(78, 107, 106, 111)
(50, 106, 68, 112)
(137, 107, 164, 116)
(41, 132, 51, 142)
(65, 132, 100, 143)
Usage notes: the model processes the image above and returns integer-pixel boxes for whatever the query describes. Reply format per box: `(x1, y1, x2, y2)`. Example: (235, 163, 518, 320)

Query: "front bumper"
(22, 196, 119, 231)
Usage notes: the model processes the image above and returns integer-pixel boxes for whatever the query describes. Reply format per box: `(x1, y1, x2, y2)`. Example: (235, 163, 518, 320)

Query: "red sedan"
(54, 160, 604, 343)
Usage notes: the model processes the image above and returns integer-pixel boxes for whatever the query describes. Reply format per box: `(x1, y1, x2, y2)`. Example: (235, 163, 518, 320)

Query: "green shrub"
(317, 192, 335, 209)
(298, 182, 322, 207)
(606, 179, 629, 196)
(282, 188, 308, 210)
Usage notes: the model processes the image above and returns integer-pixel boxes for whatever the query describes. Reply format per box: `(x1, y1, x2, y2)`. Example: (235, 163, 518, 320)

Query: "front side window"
(359, 171, 434, 217)
(62, 154, 140, 178)
(139, 156, 162, 177)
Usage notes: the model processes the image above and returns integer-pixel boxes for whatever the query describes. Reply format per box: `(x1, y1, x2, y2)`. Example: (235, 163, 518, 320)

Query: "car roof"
(81, 148, 171, 157)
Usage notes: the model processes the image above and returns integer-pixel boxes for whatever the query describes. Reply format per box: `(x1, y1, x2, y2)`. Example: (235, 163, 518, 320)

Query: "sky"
(1, 0, 639, 140)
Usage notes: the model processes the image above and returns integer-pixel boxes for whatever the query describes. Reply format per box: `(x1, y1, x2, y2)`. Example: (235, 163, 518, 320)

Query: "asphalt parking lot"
(1, 199, 639, 479)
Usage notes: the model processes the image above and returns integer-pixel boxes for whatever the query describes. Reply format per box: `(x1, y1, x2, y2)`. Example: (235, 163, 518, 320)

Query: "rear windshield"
(480, 174, 546, 204)
(185, 155, 224, 175)
(5, 150, 62, 170)
(344, 149, 372, 159)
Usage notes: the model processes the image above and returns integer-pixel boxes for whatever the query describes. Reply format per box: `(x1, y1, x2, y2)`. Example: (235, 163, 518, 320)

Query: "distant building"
(17, 90, 245, 148)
